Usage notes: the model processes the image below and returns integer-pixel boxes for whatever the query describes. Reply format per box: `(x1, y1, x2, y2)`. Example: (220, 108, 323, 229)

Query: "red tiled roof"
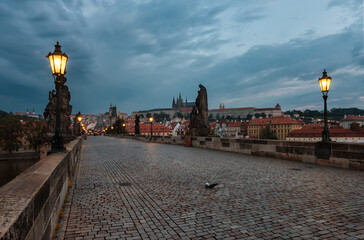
(209, 107, 255, 112)
(288, 126, 364, 138)
(249, 117, 301, 126)
(341, 115, 364, 121)
(179, 107, 193, 111)
(254, 108, 276, 111)
(227, 122, 243, 127)
(127, 124, 172, 133)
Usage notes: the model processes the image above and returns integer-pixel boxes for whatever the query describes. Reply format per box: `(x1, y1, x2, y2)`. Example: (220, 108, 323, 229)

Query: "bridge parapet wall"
(126, 135, 364, 171)
(0, 136, 84, 240)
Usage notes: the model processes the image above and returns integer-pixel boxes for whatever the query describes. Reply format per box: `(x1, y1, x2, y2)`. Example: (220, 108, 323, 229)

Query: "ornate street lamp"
(318, 69, 332, 142)
(149, 117, 154, 137)
(76, 114, 82, 136)
(121, 123, 126, 134)
(46, 42, 68, 153)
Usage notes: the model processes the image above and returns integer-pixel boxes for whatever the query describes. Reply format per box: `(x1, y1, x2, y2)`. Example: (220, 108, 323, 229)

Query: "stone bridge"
(56, 136, 364, 239)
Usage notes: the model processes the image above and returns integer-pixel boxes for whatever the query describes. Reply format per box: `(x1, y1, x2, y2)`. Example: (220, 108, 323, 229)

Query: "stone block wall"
(0, 136, 84, 240)
(123, 135, 364, 171)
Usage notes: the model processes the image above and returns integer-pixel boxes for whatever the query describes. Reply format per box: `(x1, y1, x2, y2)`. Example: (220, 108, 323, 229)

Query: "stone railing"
(122, 135, 364, 171)
(0, 136, 84, 240)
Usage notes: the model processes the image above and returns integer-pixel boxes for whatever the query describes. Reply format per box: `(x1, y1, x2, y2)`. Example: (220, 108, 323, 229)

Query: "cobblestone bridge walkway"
(58, 136, 364, 239)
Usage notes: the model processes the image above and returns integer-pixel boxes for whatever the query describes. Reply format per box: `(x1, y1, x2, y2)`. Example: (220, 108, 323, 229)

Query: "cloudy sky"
(0, 0, 363, 115)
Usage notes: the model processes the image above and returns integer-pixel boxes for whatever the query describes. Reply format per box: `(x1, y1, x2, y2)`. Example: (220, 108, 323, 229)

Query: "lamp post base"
(47, 132, 66, 155)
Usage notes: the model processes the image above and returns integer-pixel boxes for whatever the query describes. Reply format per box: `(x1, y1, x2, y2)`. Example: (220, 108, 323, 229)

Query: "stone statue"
(43, 77, 72, 134)
(135, 114, 140, 135)
(189, 84, 210, 136)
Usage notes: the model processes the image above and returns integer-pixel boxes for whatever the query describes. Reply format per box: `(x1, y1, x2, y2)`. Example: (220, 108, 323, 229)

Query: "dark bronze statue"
(189, 84, 210, 136)
(135, 114, 140, 135)
(44, 77, 72, 134)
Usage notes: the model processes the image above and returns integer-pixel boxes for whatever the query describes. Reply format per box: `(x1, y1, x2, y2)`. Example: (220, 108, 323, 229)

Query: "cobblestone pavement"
(58, 136, 364, 240)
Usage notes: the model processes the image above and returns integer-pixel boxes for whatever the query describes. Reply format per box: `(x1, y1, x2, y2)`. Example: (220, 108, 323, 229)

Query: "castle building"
(208, 103, 283, 119)
(172, 93, 195, 109)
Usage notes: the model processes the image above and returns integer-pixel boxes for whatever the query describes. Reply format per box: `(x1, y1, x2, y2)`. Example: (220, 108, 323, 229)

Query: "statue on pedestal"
(44, 77, 72, 134)
(189, 84, 210, 136)
(135, 114, 140, 135)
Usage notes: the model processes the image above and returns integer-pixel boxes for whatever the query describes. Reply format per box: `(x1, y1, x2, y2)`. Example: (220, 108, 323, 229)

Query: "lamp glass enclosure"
(149, 117, 154, 122)
(318, 70, 332, 93)
(46, 42, 68, 76)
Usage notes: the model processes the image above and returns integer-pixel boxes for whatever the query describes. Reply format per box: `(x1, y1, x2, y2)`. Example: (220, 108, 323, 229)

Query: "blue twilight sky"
(0, 0, 363, 115)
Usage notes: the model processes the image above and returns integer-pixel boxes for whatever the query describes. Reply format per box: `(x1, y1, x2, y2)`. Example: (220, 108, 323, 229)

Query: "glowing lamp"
(318, 70, 331, 95)
(149, 117, 154, 122)
(77, 116, 82, 122)
(46, 41, 68, 76)
(122, 123, 126, 127)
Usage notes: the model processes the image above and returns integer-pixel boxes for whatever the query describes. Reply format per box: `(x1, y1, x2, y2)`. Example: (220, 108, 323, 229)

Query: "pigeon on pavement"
(205, 182, 219, 189)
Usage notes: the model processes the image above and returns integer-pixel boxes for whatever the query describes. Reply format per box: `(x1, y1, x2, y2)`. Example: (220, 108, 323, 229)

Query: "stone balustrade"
(127, 135, 364, 171)
(0, 136, 84, 240)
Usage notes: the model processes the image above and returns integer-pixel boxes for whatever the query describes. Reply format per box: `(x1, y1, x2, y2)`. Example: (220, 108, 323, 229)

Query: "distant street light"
(318, 69, 332, 142)
(122, 123, 126, 135)
(76, 114, 82, 136)
(46, 41, 68, 154)
(149, 117, 154, 137)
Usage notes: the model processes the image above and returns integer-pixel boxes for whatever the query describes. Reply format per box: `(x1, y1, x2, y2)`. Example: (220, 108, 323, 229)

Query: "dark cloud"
(0, 0, 363, 115)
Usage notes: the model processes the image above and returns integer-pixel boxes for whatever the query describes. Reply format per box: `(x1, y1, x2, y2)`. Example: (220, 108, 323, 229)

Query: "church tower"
(172, 97, 176, 109)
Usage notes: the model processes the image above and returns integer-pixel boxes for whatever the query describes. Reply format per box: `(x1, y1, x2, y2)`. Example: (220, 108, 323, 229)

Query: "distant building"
(13, 109, 42, 120)
(133, 93, 194, 119)
(254, 104, 283, 117)
(248, 117, 303, 140)
(287, 122, 364, 142)
(340, 115, 364, 128)
(172, 93, 195, 109)
(126, 123, 172, 136)
(208, 103, 283, 120)
(209, 107, 255, 119)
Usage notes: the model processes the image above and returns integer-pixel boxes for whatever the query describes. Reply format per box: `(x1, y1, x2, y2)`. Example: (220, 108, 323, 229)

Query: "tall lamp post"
(318, 69, 332, 142)
(77, 115, 82, 136)
(122, 123, 126, 135)
(149, 117, 154, 137)
(46, 42, 68, 153)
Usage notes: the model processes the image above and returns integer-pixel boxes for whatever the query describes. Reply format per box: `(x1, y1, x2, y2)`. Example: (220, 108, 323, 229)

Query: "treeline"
(0, 115, 46, 153)
(0, 110, 7, 120)
(285, 108, 364, 121)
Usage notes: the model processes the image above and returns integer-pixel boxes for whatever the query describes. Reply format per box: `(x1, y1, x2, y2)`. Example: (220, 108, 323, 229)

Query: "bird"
(205, 182, 219, 189)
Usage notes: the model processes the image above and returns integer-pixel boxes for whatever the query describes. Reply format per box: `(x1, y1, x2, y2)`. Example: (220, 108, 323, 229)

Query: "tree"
(226, 115, 233, 120)
(260, 125, 277, 139)
(254, 113, 261, 118)
(0, 110, 7, 121)
(216, 113, 220, 120)
(261, 113, 266, 118)
(246, 114, 252, 121)
(146, 113, 151, 118)
(0, 115, 23, 152)
(208, 114, 214, 121)
(139, 114, 144, 118)
(24, 119, 47, 153)
(174, 112, 183, 119)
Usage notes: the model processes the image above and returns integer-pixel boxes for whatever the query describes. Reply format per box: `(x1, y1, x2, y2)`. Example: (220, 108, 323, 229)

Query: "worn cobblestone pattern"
(58, 136, 364, 239)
